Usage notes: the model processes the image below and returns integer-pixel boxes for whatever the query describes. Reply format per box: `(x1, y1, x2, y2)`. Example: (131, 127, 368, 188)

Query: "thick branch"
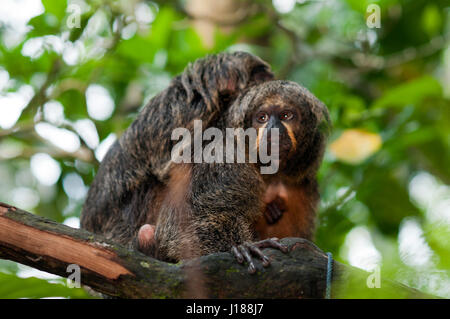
(0, 202, 433, 298)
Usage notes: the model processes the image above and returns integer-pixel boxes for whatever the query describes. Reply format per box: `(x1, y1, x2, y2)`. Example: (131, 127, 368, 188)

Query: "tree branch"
(0, 202, 434, 299)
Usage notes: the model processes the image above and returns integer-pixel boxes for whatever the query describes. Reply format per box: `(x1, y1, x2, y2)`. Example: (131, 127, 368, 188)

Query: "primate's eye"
(256, 112, 269, 123)
(280, 111, 294, 121)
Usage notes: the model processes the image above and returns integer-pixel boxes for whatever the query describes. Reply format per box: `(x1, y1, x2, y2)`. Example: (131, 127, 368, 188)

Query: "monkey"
(80, 52, 282, 265)
(81, 52, 330, 274)
(224, 80, 331, 245)
(135, 80, 330, 272)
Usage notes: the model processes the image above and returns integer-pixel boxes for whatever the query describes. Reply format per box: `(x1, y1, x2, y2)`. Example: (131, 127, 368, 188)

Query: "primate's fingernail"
(248, 264, 256, 274)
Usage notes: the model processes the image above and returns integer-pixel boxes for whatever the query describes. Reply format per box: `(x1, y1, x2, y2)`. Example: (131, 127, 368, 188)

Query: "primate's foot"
(231, 238, 288, 274)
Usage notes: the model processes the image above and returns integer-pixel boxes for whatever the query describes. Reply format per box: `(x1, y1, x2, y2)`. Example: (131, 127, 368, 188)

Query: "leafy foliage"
(0, 0, 449, 298)
(0, 272, 90, 299)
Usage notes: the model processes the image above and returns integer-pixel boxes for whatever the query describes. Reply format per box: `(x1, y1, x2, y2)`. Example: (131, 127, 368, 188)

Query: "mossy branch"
(0, 202, 434, 298)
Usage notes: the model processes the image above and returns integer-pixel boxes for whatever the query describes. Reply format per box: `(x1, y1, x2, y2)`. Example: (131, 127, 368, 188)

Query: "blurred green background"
(0, 0, 449, 298)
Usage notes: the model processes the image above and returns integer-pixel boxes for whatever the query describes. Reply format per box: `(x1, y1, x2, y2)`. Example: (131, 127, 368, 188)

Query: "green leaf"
(168, 27, 208, 72)
(68, 13, 91, 42)
(425, 222, 450, 270)
(57, 88, 88, 119)
(0, 272, 90, 299)
(0, 260, 19, 274)
(372, 76, 442, 109)
(42, 0, 68, 21)
(117, 7, 177, 64)
(149, 7, 177, 52)
(28, 14, 60, 37)
(421, 5, 442, 36)
(414, 139, 450, 184)
(357, 168, 421, 235)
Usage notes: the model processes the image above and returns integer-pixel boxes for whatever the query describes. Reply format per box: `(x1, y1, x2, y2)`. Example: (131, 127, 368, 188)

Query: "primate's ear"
(250, 64, 274, 83)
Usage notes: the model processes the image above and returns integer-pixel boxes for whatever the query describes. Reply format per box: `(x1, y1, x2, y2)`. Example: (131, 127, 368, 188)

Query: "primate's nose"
(259, 127, 281, 155)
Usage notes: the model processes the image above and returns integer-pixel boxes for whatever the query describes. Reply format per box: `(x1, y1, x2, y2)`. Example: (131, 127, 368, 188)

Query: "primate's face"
(228, 80, 330, 176)
(251, 101, 301, 165)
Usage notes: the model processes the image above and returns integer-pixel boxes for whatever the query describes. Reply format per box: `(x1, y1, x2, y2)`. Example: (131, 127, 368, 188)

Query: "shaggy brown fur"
(80, 53, 331, 264)
(80, 52, 273, 261)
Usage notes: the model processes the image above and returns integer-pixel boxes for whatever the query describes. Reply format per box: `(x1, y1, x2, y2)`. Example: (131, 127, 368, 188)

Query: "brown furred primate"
(81, 52, 277, 262)
(142, 80, 330, 272)
(225, 80, 331, 244)
(81, 52, 331, 274)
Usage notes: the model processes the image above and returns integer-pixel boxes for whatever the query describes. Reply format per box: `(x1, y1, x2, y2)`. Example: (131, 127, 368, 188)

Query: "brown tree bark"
(0, 202, 434, 299)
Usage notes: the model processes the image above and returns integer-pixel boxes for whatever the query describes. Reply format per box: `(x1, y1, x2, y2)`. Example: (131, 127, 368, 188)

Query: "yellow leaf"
(330, 129, 382, 164)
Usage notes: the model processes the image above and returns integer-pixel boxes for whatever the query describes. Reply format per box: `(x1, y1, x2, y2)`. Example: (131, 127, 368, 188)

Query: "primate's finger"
(238, 245, 256, 274)
(246, 243, 270, 267)
(231, 246, 244, 264)
(255, 238, 288, 253)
